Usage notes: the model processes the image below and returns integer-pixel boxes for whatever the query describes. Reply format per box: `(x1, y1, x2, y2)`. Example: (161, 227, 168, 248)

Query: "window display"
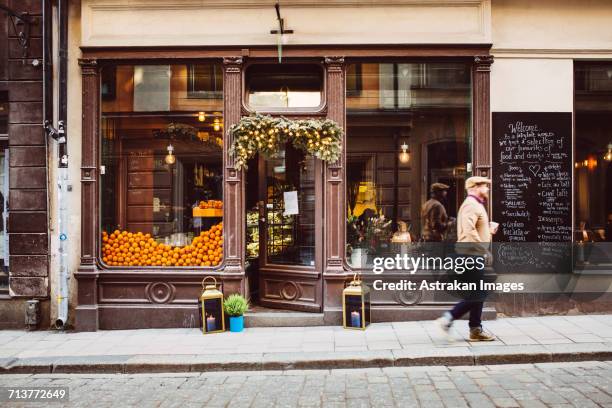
(345, 62, 472, 268)
(99, 63, 224, 268)
(574, 62, 612, 265)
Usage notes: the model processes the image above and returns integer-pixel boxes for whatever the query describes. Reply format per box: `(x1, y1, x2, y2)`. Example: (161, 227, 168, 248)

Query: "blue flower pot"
(229, 315, 244, 332)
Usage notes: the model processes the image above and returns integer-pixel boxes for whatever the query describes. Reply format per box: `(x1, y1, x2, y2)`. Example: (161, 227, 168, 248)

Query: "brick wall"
(0, 0, 49, 298)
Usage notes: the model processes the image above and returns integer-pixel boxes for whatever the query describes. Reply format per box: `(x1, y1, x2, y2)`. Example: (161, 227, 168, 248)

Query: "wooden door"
(257, 142, 323, 312)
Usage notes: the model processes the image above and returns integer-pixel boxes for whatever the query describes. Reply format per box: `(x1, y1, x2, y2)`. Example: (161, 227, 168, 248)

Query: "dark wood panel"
(9, 276, 47, 297)
(126, 206, 167, 222)
(9, 232, 48, 255)
(9, 189, 46, 210)
(8, 60, 43, 81)
(127, 189, 171, 206)
(9, 0, 43, 15)
(9, 211, 47, 233)
(7, 81, 43, 102)
(9, 146, 45, 166)
(9, 255, 48, 277)
(9, 38, 42, 59)
(8, 124, 45, 145)
(9, 166, 46, 189)
(99, 282, 149, 304)
(128, 156, 154, 171)
(128, 172, 172, 188)
(8, 101, 42, 123)
(0, 7, 7, 81)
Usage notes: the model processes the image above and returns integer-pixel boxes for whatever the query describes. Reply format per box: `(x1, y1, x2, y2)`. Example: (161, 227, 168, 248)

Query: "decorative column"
(222, 57, 245, 293)
(324, 57, 346, 275)
(472, 55, 494, 178)
(74, 58, 100, 331)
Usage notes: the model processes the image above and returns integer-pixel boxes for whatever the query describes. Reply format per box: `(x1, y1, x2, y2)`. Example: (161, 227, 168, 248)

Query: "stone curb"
(1, 345, 611, 374)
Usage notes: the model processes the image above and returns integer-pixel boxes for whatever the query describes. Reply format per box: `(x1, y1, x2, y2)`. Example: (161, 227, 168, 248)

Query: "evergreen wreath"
(229, 114, 343, 170)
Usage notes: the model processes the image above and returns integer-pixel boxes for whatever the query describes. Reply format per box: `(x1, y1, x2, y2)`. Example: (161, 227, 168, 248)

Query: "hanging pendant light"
(604, 143, 612, 162)
(399, 141, 410, 164)
(165, 144, 176, 165)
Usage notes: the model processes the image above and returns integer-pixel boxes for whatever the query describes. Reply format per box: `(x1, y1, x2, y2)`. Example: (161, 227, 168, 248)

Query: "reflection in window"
(574, 63, 612, 265)
(246, 64, 323, 110)
(100, 64, 224, 268)
(345, 62, 472, 268)
(188, 64, 223, 99)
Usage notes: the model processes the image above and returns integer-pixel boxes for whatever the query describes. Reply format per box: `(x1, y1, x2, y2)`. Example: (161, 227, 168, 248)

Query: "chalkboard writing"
(492, 112, 572, 243)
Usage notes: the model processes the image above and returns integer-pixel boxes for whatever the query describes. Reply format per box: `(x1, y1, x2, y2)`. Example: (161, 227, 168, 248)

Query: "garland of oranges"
(101, 222, 223, 267)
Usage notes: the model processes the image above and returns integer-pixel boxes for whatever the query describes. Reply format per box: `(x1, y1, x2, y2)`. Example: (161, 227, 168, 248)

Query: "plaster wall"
(81, 0, 492, 47)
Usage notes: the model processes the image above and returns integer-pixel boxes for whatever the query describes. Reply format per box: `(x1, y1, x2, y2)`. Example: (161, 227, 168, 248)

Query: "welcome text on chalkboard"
(492, 112, 572, 243)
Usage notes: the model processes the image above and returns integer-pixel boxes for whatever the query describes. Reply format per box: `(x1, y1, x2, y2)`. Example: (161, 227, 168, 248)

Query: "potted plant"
(224, 294, 249, 332)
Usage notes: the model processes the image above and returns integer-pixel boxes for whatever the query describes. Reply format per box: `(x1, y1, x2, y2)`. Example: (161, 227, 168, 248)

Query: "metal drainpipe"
(53, 0, 69, 329)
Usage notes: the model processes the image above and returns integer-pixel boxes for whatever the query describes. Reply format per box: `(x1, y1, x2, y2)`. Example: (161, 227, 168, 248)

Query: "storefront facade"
(48, 0, 612, 331)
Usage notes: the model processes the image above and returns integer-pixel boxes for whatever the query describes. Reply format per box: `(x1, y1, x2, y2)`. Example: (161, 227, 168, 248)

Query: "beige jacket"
(456, 195, 491, 255)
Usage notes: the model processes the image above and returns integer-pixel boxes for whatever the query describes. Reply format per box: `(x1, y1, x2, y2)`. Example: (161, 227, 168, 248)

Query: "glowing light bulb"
(213, 118, 221, 132)
(198, 112, 206, 122)
(165, 144, 176, 165)
(604, 143, 612, 162)
(399, 142, 410, 164)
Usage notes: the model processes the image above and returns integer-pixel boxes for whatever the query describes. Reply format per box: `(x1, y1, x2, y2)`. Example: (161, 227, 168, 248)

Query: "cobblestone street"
(1, 361, 611, 407)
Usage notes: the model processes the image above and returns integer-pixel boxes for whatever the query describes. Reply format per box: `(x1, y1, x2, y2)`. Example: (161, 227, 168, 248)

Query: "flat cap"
(465, 176, 491, 189)
(430, 182, 450, 192)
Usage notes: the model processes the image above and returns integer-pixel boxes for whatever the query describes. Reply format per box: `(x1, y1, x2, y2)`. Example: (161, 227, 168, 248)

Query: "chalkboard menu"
(491, 113, 573, 276)
(492, 112, 572, 243)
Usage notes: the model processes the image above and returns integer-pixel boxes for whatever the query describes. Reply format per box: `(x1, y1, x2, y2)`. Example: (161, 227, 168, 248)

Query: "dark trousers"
(450, 300, 483, 329)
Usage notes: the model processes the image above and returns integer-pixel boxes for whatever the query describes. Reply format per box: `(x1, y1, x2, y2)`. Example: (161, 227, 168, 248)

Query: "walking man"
(436, 176, 497, 341)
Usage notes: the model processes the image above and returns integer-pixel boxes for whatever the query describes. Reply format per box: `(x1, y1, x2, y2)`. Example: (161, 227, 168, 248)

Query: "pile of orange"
(101, 222, 223, 267)
(198, 200, 223, 209)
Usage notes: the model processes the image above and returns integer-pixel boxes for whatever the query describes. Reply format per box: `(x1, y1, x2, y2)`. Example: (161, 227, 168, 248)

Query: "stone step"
(244, 311, 325, 327)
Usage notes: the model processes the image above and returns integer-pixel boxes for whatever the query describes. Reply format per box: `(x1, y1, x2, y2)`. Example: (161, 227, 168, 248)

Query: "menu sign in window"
(493, 112, 572, 243)
(492, 112, 572, 274)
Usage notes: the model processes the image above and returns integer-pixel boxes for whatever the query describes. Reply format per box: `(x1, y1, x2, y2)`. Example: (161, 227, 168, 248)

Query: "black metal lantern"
(342, 274, 371, 330)
(199, 276, 225, 334)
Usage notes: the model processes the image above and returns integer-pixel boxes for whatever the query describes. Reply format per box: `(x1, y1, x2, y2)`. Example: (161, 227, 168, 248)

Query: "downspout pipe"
(43, 0, 69, 329)
(56, 0, 69, 329)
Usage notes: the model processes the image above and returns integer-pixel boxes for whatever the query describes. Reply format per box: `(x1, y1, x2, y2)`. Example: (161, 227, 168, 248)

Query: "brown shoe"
(469, 327, 496, 342)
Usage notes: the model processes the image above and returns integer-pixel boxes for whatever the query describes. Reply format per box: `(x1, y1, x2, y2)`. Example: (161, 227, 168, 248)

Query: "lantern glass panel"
(345, 294, 364, 329)
(203, 298, 223, 333)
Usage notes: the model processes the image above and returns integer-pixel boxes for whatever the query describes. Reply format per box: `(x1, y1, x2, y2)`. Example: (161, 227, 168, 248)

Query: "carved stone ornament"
(396, 289, 423, 306)
(280, 281, 299, 300)
(146, 282, 175, 304)
(325, 56, 345, 72)
(78, 58, 98, 75)
(223, 56, 244, 73)
(474, 55, 494, 72)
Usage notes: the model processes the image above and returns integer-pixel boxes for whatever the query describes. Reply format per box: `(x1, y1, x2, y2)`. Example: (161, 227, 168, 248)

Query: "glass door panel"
(263, 143, 315, 266)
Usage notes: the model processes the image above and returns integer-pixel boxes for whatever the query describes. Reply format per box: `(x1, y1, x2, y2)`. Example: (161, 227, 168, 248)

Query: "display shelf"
(193, 208, 223, 218)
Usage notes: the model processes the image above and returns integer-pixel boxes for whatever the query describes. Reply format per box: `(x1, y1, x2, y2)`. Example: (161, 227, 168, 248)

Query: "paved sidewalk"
(1, 315, 611, 374)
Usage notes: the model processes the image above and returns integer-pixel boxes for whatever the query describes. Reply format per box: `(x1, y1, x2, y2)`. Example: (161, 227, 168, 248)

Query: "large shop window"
(574, 62, 612, 266)
(345, 62, 472, 268)
(100, 63, 224, 268)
